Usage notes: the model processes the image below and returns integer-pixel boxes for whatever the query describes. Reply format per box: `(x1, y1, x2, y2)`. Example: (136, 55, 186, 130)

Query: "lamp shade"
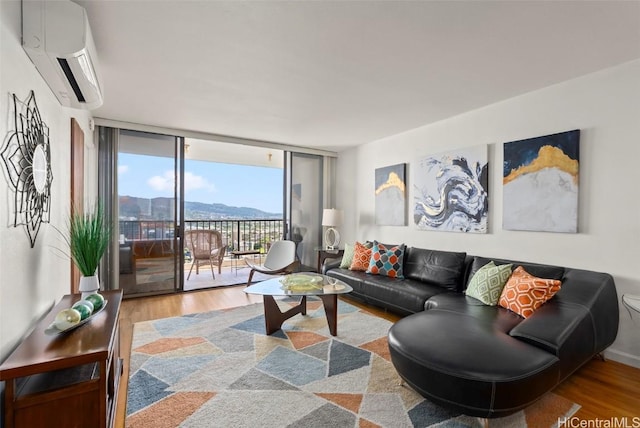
(322, 209, 343, 227)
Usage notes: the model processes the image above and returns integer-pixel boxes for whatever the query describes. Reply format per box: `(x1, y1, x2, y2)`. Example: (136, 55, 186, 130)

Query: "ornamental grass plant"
(64, 204, 111, 277)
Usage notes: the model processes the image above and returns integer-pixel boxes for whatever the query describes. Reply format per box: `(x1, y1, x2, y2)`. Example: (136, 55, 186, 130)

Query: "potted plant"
(64, 203, 111, 299)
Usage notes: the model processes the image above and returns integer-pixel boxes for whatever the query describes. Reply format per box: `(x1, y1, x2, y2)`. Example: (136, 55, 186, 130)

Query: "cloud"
(185, 172, 216, 192)
(147, 171, 174, 192)
(118, 165, 129, 174)
(147, 170, 215, 193)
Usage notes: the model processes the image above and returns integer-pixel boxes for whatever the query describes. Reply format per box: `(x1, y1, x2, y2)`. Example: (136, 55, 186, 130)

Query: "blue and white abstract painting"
(413, 145, 488, 233)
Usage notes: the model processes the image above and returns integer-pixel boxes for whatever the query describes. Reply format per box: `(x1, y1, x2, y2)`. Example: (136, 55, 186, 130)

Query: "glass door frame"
(99, 127, 184, 297)
(284, 151, 324, 272)
(176, 136, 185, 293)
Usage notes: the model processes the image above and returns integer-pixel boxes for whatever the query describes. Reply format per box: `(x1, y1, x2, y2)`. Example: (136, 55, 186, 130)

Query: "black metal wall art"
(1, 90, 53, 247)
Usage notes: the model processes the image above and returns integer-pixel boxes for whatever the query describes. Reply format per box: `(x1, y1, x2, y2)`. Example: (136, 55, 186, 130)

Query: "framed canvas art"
(414, 145, 488, 233)
(503, 129, 580, 233)
(375, 163, 406, 226)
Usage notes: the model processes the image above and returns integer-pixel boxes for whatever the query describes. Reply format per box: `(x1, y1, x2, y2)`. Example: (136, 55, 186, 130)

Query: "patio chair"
(246, 240, 298, 285)
(185, 229, 226, 280)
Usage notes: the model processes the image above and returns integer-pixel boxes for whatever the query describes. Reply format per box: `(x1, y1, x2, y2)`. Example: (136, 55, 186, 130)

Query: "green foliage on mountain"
(119, 196, 281, 220)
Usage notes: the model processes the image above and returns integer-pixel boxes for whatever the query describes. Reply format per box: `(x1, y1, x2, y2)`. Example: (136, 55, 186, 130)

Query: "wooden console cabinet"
(0, 290, 123, 428)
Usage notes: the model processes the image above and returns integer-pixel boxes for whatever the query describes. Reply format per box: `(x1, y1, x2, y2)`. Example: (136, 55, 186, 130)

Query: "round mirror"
(32, 145, 48, 194)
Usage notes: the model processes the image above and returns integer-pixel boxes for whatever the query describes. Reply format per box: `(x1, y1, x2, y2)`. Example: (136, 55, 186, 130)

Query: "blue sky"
(118, 153, 283, 213)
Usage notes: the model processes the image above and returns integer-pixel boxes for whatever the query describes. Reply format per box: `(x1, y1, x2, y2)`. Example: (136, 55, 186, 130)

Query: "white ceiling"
(79, 0, 640, 153)
(118, 129, 283, 168)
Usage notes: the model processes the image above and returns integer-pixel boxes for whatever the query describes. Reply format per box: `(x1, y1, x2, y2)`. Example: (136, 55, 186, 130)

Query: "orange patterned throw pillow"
(349, 241, 373, 271)
(499, 266, 561, 318)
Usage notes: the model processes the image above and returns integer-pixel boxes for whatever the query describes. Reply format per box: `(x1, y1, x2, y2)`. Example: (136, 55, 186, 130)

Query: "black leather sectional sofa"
(323, 246, 619, 418)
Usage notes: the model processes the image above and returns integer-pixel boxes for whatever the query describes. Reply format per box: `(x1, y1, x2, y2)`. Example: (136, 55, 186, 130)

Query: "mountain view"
(119, 196, 282, 220)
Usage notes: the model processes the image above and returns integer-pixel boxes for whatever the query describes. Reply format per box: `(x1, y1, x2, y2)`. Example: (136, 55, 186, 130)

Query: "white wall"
(337, 59, 640, 368)
(0, 0, 96, 360)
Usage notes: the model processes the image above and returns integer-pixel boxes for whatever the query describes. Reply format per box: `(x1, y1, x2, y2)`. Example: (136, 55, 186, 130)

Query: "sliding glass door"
(286, 152, 323, 271)
(116, 130, 182, 297)
(99, 124, 331, 295)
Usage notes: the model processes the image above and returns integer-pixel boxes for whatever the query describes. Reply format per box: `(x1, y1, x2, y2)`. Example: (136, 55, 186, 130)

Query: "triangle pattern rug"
(126, 299, 580, 428)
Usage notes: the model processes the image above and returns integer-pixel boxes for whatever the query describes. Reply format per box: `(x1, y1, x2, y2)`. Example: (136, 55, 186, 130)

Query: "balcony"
(118, 219, 286, 294)
(121, 219, 284, 253)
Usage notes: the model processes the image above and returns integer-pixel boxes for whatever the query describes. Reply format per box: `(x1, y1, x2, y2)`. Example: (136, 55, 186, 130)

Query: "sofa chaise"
(323, 245, 619, 418)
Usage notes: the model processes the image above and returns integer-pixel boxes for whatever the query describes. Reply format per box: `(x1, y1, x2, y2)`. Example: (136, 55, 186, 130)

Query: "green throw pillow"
(465, 261, 513, 306)
(340, 243, 355, 268)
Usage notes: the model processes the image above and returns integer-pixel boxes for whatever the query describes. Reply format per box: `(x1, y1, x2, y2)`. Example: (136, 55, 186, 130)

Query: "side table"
(230, 250, 262, 275)
(316, 248, 344, 273)
(0, 290, 123, 428)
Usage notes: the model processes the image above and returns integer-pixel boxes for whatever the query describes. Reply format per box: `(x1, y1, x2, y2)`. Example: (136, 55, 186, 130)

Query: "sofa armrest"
(323, 258, 342, 274)
(558, 269, 619, 352)
(508, 268, 618, 380)
(509, 301, 592, 352)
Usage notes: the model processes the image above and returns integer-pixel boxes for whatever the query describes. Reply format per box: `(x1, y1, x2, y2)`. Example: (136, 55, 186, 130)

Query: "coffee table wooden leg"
(319, 294, 338, 336)
(262, 295, 305, 335)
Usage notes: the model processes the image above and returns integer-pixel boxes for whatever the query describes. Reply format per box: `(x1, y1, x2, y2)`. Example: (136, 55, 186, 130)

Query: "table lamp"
(322, 208, 343, 250)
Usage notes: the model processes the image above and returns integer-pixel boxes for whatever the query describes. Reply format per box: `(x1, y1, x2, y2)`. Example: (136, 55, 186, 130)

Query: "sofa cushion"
(363, 276, 445, 314)
(366, 241, 405, 278)
(349, 241, 373, 271)
(425, 292, 524, 333)
(465, 261, 513, 305)
(403, 247, 467, 291)
(499, 266, 562, 318)
(388, 309, 559, 417)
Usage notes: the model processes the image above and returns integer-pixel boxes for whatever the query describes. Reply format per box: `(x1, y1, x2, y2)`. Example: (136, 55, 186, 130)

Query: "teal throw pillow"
(465, 261, 513, 305)
(366, 241, 405, 279)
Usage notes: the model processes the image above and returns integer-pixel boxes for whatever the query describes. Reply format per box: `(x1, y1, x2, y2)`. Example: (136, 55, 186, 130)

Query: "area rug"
(126, 300, 580, 428)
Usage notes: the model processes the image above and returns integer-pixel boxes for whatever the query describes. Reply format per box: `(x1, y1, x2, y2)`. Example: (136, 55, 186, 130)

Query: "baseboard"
(604, 348, 640, 369)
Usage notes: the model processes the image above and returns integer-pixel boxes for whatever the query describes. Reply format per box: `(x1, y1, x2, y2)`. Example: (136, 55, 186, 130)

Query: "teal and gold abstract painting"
(503, 130, 580, 233)
(375, 163, 406, 226)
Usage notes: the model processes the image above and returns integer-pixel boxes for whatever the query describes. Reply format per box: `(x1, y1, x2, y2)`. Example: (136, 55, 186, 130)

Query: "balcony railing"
(119, 219, 285, 254)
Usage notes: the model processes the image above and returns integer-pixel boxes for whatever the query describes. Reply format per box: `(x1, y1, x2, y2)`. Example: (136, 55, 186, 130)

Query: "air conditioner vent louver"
(57, 58, 86, 102)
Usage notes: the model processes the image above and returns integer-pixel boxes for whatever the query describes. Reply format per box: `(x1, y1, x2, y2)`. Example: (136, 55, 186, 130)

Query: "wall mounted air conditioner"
(22, 0, 103, 109)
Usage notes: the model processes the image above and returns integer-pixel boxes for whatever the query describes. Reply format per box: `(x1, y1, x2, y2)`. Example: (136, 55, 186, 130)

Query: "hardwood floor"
(114, 286, 640, 427)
